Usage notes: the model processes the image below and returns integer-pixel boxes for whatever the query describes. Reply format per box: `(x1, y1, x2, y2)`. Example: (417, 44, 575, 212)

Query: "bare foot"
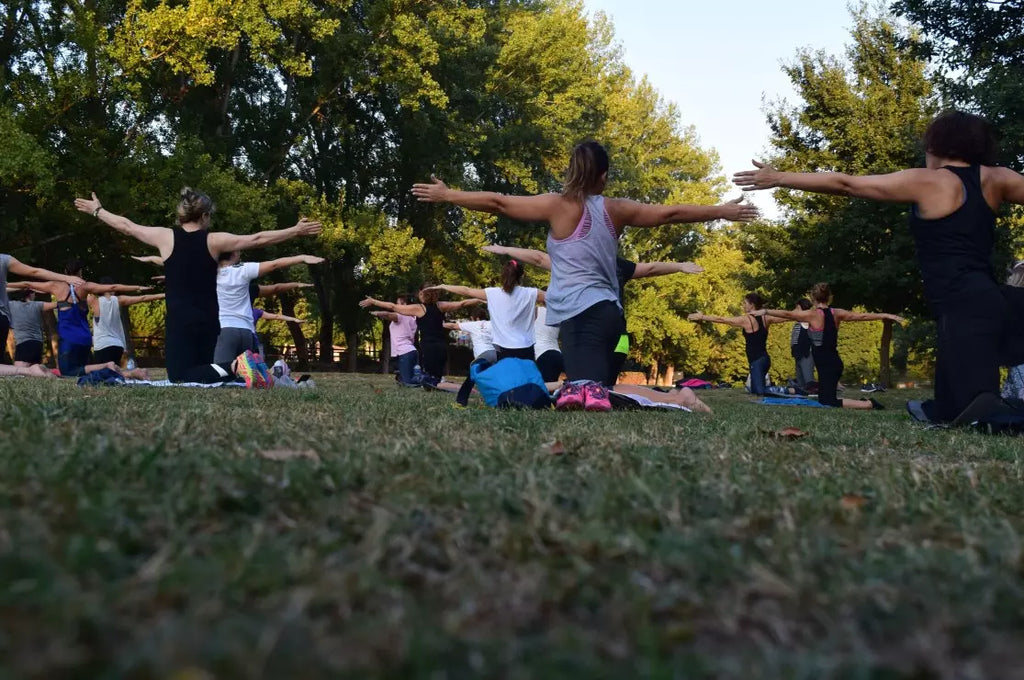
(29, 365, 56, 379)
(677, 387, 713, 415)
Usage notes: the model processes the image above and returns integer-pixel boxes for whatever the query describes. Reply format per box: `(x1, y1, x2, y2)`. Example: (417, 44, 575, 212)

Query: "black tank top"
(164, 227, 218, 328)
(909, 164, 997, 310)
(417, 303, 445, 343)
(743, 315, 768, 362)
(809, 307, 840, 362)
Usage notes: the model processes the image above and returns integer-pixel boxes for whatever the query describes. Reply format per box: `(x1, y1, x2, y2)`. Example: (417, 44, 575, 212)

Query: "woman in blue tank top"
(74, 189, 322, 385)
(412, 142, 758, 411)
(736, 111, 1024, 424)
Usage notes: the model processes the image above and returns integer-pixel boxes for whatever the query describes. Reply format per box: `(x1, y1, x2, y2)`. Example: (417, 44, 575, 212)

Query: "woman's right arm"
(7, 258, 85, 287)
(208, 219, 323, 255)
(412, 176, 561, 222)
(359, 297, 424, 317)
(609, 197, 759, 229)
(996, 166, 1024, 205)
(482, 245, 551, 270)
(687, 313, 748, 329)
(74, 193, 173, 256)
(257, 255, 324, 277)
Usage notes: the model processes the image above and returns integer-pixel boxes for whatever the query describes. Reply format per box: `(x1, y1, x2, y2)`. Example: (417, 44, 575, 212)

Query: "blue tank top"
(56, 284, 92, 347)
(545, 195, 620, 325)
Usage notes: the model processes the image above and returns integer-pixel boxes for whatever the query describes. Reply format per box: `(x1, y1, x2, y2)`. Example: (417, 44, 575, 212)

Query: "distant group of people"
(3, 110, 1024, 425)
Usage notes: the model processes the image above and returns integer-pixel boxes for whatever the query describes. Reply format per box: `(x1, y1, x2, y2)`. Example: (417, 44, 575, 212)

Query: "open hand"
(411, 175, 449, 203)
(300, 255, 326, 265)
(718, 197, 760, 222)
(733, 160, 782, 191)
(295, 218, 322, 236)
(73, 192, 102, 215)
(358, 297, 378, 309)
(481, 245, 506, 255)
(680, 262, 704, 274)
(687, 312, 704, 322)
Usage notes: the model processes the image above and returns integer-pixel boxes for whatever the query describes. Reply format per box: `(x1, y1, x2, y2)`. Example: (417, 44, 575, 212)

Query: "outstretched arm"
(687, 312, 750, 329)
(608, 196, 758, 229)
(7, 257, 85, 287)
(733, 160, 940, 204)
(40, 301, 58, 312)
(482, 245, 551, 270)
(359, 297, 425, 317)
(412, 176, 561, 222)
(832, 309, 905, 324)
(760, 308, 819, 323)
(207, 219, 323, 257)
(371, 311, 401, 323)
(257, 282, 314, 297)
(132, 255, 165, 266)
(82, 283, 153, 295)
(118, 293, 166, 306)
(632, 262, 704, 278)
(74, 194, 174, 256)
(443, 322, 462, 331)
(259, 311, 306, 324)
(995, 166, 1024, 205)
(257, 255, 324, 277)
(425, 284, 487, 300)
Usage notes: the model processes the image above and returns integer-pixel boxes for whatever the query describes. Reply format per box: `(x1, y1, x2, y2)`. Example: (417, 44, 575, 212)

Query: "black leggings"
(0, 314, 9, 364)
(165, 322, 219, 383)
(813, 350, 844, 408)
(495, 345, 535, 361)
(536, 350, 564, 383)
(419, 340, 447, 380)
(559, 300, 624, 385)
(92, 346, 124, 365)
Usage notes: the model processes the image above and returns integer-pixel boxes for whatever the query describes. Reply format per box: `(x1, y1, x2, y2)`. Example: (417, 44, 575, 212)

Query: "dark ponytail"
(501, 259, 524, 293)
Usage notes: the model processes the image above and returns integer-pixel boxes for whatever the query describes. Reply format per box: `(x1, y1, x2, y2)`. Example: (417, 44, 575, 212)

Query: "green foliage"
(895, 0, 1024, 166)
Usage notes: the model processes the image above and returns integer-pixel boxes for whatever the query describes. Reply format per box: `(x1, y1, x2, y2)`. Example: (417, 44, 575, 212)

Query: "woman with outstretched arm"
(688, 293, 784, 396)
(74, 188, 321, 384)
(753, 283, 904, 410)
(360, 286, 479, 384)
(413, 141, 755, 411)
(0, 254, 84, 368)
(734, 110, 1024, 423)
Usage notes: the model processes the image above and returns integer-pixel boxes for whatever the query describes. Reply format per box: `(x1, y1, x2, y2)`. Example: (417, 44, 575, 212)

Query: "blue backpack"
(471, 358, 551, 409)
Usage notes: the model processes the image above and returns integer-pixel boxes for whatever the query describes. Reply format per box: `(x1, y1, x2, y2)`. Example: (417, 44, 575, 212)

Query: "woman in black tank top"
(361, 285, 479, 385)
(759, 283, 904, 409)
(688, 292, 780, 395)
(74, 188, 322, 383)
(735, 111, 1024, 423)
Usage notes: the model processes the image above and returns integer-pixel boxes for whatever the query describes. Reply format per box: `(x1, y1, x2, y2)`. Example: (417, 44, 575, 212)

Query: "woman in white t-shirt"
(213, 250, 323, 365)
(427, 259, 544, 361)
(533, 304, 563, 382)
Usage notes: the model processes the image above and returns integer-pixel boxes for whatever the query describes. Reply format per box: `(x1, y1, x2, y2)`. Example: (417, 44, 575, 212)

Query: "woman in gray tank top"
(412, 141, 758, 411)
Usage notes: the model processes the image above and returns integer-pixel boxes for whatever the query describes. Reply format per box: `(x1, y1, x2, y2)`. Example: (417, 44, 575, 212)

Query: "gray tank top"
(9, 301, 45, 343)
(0, 254, 10, 321)
(93, 295, 126, 350)
(544, 195, 620, 325)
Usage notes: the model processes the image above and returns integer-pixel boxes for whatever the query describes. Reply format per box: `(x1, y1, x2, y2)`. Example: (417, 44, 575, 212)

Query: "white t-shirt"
(217, 262, 261, 331)
(485, 286, 538, 349)
(533, 306, 561, 357)
(458, 320, 495, 359)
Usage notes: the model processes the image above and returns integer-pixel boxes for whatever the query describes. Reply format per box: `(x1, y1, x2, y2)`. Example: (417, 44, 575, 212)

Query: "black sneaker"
(861, 383, 886, 393)
(868, 397, 884, 410)
(951, 392, 1017, 427)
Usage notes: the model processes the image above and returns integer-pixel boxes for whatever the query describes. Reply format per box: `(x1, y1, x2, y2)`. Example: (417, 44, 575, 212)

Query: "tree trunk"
(279, 296, 308, 369)
(345, 330, 359, 372)
(120, 305, 134, 366)
(649, 360, 659, 385)
(312, 273, 333, 364)
(879, 318, 893, 387)
(663, 364, 675, 387)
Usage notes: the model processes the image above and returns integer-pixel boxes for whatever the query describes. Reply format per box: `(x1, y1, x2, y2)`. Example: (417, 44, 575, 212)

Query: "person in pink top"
(370, 295, 420, 385)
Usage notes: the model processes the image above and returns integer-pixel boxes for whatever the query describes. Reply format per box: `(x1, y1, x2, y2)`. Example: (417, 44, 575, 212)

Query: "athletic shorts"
(92, 346, 124, 365)
(14, 340, 44, 365)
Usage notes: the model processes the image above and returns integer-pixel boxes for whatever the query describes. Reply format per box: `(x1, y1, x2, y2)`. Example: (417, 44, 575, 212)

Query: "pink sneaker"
(583, 383, 612, 412)
(555, 382, 585, 411)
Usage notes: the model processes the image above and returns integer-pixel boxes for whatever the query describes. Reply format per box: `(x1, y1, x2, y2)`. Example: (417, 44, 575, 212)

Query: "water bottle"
(127, 357, 136, 370)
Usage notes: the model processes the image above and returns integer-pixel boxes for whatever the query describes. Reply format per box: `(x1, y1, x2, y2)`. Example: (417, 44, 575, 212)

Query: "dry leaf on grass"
(544, 440, 566, 456)
(839, 494, 867, 510)
(260, 448, 321, 463)
(761, 427, 809, 440)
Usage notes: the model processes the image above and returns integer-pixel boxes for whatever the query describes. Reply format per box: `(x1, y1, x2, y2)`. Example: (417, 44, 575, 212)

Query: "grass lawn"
(1, 374, 1022, 678)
